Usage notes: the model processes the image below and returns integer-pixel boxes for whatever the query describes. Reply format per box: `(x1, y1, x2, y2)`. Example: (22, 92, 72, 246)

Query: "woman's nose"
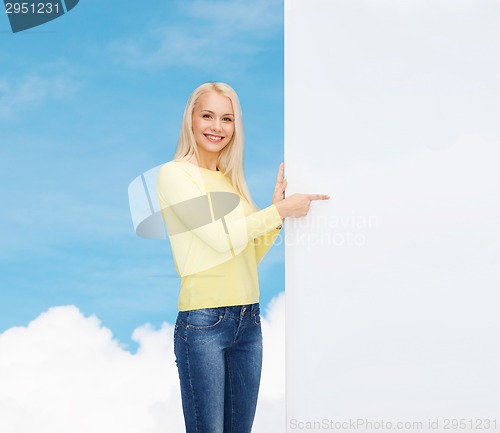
(211, 119, 222, 131)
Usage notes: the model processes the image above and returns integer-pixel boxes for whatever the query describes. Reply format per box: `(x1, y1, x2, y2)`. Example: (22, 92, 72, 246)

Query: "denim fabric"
(174, 303, 263, 433)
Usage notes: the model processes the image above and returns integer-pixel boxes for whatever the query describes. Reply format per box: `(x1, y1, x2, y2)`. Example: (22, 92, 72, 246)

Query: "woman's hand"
(274, 193, 330, 219)
(272, 162, 287, 205)
(271, 162, 330, 220)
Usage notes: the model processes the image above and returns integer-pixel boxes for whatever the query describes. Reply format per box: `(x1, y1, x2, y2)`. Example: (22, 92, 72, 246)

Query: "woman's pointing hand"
(274, 193, 330, 218)
(271, 162, 330, 219)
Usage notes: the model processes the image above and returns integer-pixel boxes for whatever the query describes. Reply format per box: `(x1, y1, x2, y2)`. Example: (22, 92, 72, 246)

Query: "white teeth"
(206, 134, 223, 142)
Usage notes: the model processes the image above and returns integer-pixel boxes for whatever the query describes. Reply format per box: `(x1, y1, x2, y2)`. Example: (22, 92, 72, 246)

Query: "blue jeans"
(174, 303, 263, 433)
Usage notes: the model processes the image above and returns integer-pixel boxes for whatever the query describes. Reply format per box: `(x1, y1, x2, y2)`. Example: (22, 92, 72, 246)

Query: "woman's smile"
(204, 133, 224, 143)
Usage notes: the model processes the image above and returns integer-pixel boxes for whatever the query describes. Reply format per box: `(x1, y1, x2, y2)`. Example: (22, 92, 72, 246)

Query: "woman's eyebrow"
(200, 109, 234, 117)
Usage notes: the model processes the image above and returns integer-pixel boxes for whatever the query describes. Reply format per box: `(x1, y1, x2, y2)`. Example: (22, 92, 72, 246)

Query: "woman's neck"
(189, 153, 219, 171)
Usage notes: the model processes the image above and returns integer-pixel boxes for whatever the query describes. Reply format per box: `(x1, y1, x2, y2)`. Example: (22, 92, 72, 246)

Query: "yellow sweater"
(156, 159, 283, 311)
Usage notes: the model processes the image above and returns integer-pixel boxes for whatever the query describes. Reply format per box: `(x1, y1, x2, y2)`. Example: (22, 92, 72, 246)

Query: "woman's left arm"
(254, 226, 282, 264)
(254, 162, 286, 263)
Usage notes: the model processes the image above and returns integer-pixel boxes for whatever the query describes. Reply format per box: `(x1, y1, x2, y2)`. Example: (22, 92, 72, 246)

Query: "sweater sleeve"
(254, 226, 282, 264)
(156, 162, 283, 254)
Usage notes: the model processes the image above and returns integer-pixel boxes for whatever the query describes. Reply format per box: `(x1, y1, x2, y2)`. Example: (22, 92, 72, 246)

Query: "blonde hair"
(173, 82, 257, 210)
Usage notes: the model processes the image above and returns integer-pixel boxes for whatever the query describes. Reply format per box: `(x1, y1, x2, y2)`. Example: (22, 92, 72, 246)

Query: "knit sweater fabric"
(156, 159, 283, 311)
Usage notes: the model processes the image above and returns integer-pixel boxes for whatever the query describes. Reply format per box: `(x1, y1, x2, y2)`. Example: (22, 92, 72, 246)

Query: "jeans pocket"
(183, 309, 224, 330)
(174, 315, 188, 342)
(252, 308, 261, 326)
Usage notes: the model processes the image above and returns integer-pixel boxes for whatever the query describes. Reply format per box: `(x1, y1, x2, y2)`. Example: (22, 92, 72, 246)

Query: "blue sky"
(0, 0, 284, 348)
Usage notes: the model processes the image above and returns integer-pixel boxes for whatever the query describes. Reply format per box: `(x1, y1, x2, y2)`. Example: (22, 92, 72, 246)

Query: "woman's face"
(191, 91, 235, 159)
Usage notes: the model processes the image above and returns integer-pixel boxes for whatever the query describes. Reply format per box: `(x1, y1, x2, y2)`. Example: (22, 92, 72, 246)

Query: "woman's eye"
(223, 117, 233, 122)
(202, 114, 212, 119)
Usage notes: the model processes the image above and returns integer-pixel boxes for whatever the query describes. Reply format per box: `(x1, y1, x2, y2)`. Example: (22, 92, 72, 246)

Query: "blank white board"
(285, 1, 500, 431)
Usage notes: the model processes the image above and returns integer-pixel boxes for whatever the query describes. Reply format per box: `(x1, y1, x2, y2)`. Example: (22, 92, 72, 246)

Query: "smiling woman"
(156, 81, 328, 433)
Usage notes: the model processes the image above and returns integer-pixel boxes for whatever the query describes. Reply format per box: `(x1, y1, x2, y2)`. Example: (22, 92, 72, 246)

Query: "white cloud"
(0, 293, 285, 433)
(109, 0, 282, 72)
(183, 0, 282, 32)
(0, 73, 81, 120)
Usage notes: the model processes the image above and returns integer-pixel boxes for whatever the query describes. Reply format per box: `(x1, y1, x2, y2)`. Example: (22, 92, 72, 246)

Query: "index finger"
(308, 194, 330, 201)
